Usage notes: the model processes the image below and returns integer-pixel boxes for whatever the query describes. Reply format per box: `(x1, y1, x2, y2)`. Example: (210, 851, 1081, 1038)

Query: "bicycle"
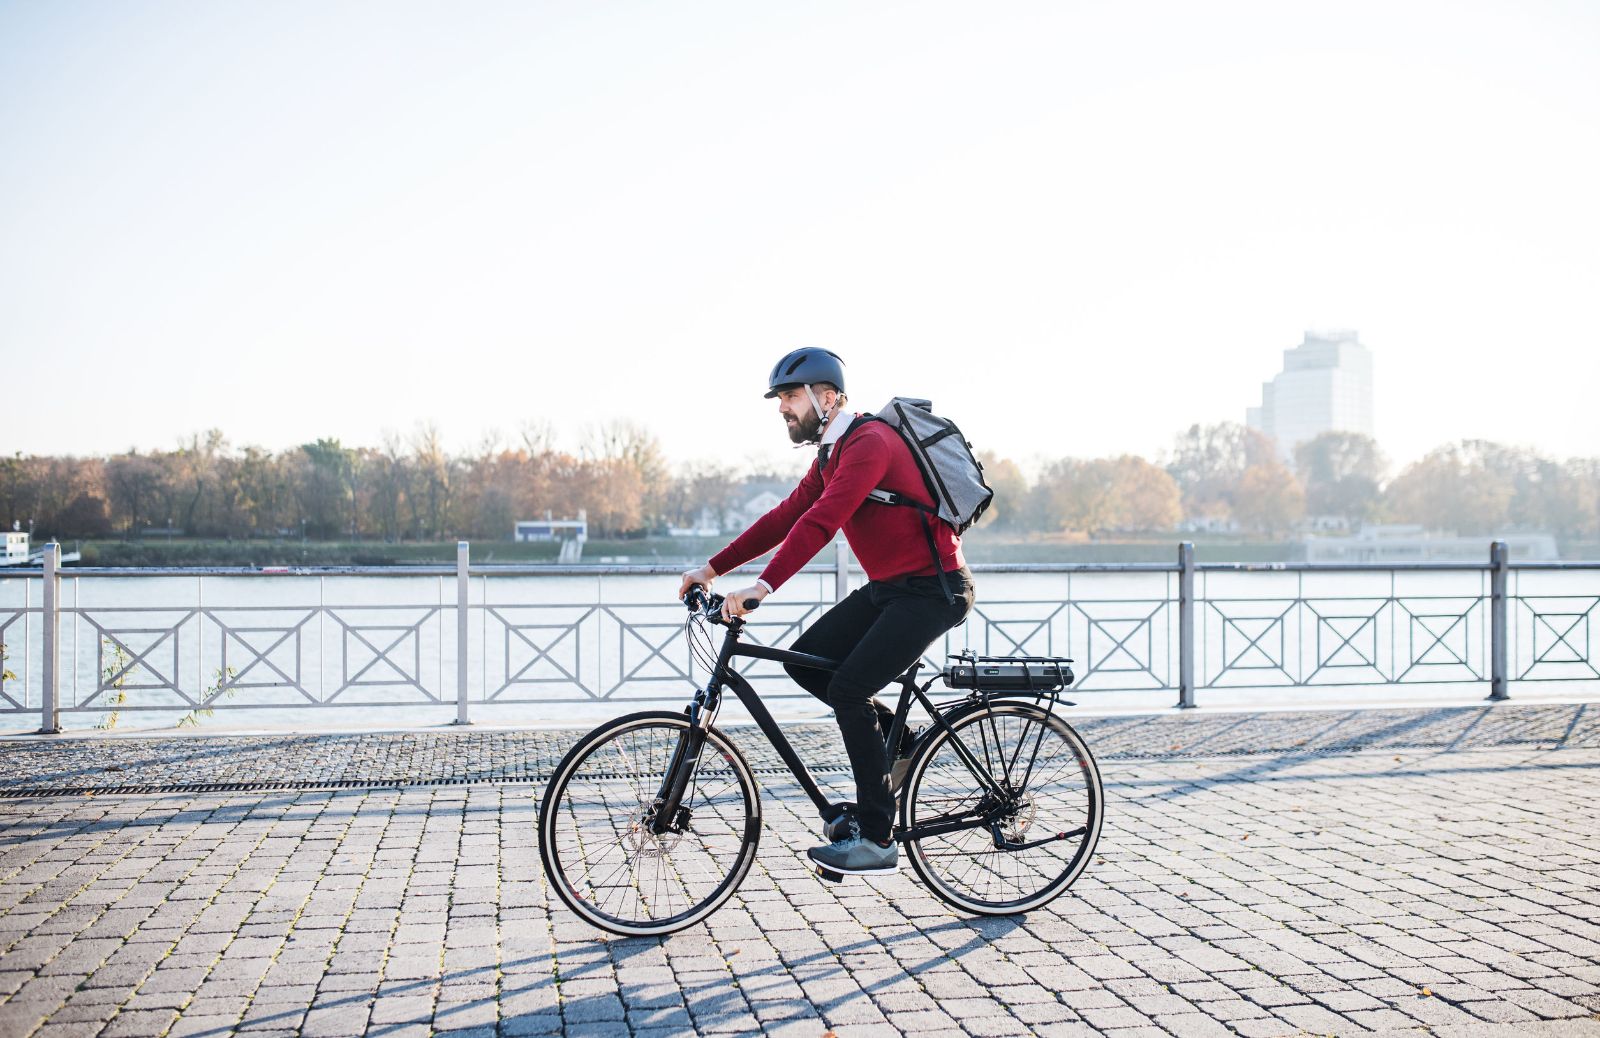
(537, 584, 1104, 936)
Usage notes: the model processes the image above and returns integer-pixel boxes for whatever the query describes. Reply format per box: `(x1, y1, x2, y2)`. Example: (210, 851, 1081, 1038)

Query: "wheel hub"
(625, 800, 683, 857)
(1001, 793, 1036, 843)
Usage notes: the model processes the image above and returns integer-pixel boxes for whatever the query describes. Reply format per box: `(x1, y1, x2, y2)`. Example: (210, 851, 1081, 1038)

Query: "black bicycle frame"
(652, 615, 1029, 845)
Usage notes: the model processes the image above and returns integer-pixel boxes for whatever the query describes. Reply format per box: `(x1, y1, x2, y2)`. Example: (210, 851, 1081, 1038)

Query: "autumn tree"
(1384, 440, 1519, 534)
(1294, 432, 1385, 523)
(105, 453, 168, 535)
(1233, 459, 1306, 535)
(975, 453, 1029, 530)
(1545, 459, 1600, 539)
(583, 421, 670, 531)
(1165, 423, 1277, 522)
(408, 426, 453, 540)
(297, 439, 356, 540)
(1029, 456, 1180, 535)
(662, 461, 743, 531)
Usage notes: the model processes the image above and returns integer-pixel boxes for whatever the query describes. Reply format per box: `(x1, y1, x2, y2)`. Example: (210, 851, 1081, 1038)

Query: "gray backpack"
(835, 397, 994, 600)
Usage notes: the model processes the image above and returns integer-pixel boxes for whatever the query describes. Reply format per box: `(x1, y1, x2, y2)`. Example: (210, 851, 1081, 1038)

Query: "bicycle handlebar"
(683, 584, 760, 620)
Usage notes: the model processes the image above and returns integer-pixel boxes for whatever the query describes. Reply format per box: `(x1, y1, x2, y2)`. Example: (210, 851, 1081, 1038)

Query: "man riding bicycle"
(678, 347, 975, 877)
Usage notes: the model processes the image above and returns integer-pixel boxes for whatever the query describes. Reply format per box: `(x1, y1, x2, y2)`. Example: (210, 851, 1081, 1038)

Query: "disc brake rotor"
(622, 800, 682, 857)
(1002, 794, 1037, 843)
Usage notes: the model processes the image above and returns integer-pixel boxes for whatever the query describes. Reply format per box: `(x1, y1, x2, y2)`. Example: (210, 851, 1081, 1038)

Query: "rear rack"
(941, 651, 1075, 693)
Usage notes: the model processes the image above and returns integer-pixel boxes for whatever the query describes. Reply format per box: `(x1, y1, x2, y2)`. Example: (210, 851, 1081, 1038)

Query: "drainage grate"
(0, 763, 856, 799)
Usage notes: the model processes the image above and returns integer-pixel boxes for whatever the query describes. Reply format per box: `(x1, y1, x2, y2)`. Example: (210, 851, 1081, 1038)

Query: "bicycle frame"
(652, 611, 1049, 847)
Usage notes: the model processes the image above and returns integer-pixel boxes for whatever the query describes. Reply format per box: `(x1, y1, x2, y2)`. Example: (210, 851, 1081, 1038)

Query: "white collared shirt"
(819, 411, 854, 448)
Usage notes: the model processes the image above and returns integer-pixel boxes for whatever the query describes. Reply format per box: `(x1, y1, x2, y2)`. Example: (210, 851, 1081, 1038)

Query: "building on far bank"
(514, 512, 587, 544)
(1303, 524, 1557, 562)
(1247, 330, 1374, 457)
(3, 531, 28, 563)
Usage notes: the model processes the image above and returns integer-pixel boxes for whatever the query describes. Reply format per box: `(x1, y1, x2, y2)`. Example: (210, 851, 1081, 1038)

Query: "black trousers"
(784, 566, 975, 842)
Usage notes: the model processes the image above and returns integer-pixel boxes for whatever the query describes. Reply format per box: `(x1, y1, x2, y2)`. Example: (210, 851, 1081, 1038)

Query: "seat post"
(887, 663, 923, 751)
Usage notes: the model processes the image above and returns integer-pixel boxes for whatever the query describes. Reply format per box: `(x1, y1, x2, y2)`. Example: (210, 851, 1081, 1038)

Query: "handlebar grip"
(741, 598, 761, 611)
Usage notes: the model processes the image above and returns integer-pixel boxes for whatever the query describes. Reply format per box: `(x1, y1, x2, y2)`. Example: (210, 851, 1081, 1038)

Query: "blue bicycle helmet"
(764, 347, 846, 399)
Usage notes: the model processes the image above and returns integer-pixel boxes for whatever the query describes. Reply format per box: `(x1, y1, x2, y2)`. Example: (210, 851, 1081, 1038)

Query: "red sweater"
(710, 417, 965, 591)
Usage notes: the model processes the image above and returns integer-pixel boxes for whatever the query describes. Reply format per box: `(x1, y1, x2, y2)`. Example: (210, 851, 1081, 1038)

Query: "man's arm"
(703, 463, 824, 582)
(757, 433, 892, 592)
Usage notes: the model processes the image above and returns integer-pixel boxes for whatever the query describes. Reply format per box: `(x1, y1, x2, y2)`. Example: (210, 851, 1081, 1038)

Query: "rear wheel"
(539, 711, 761, 936)
(900, 701, 1102, 915)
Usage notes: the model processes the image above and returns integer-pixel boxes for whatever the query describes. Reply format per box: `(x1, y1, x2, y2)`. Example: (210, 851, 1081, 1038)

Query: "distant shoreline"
(24, 533, 1295, 568)
(20, 534, 1596, 568)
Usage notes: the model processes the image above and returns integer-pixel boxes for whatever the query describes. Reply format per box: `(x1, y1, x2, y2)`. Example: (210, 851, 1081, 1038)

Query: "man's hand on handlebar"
(679, 564, 717, 603)
(720, 583, 767, 623)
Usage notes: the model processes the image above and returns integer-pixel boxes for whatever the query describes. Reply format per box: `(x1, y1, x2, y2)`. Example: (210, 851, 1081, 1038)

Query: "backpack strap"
(862, 490, 954, 605)
(828, 417, 955, 605)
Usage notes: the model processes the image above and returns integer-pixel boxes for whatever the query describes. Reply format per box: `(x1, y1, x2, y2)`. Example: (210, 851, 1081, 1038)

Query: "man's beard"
(785, 410, 823, 445)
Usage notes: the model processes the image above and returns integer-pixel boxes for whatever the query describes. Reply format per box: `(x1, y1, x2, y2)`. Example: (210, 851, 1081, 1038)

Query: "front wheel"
(538, 711, 761, 936)
(900, 701, 1103, 916)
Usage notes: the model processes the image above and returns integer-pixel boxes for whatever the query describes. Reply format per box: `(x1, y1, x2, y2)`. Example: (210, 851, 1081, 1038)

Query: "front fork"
(649, 634, 735, 835)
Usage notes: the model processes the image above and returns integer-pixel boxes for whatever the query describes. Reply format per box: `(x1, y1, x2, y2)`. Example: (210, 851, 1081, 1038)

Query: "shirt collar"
(820, 412, 854, 447)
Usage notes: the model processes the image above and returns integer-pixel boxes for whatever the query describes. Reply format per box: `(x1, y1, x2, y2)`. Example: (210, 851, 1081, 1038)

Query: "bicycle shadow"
(568, 911, 1026, 981)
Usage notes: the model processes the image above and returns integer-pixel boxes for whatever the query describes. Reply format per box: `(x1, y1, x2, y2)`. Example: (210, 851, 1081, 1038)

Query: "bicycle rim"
(539, 712, 761, 936)
(902, 702, 1102, 915)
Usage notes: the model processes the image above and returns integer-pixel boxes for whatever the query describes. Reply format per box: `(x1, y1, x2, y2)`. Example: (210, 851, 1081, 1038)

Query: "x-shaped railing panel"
(1516, 595, 1599, 680)
(1203, 600, 1296, 687)
(1393, 598, 1483, 681)
(1301, 598, 1390, 684)
(490, 605, 595, 700)
(79, 610, 200, 708)
(0, 610, 30, 711)
(327, 608, 442, 703)
(1072, 601, 1169, 690)
(210, 610, 316, 702)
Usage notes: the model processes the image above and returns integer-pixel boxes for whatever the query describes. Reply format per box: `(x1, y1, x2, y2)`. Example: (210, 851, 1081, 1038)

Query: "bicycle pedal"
(814, 864, 846, 883)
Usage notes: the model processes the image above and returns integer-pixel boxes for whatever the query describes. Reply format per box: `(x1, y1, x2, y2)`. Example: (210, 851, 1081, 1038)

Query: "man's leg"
(785, 585, 881, 705)
(826, 575, 974, 844)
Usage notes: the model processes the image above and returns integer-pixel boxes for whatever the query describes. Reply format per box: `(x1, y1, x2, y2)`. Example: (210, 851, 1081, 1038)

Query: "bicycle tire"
(900, 701, 1103, 915)
(539, 710, 761, 936)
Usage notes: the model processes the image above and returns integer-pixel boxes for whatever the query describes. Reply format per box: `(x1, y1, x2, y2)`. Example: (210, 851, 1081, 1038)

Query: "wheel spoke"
(541, 717, 759, 935)
(903, 704, 1101, 913)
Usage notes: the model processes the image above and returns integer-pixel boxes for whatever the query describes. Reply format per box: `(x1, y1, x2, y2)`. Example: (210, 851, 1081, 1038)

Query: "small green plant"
(96, 640, 131, 730)
(1, 642, 15, 685)
(176, 665, 241, 728)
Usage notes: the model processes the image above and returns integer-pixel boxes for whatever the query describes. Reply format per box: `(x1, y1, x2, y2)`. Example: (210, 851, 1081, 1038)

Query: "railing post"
(455, 541, 471, 724)
(834, 538, 850, 603)
(1177, 541, 1196, 709)
(39, 542, 61, 734)
(1489, 540, 1509, 701)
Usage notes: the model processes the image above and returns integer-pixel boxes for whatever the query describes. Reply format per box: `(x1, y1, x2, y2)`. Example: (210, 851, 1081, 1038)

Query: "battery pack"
(941, 653, 1074, 691)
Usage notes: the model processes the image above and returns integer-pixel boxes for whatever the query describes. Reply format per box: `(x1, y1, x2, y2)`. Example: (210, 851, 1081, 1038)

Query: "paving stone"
(0, 712, 1597, 1038)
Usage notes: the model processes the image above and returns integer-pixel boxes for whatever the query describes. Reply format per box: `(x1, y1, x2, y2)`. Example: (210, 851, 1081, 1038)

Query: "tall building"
(1246, 330, 1374, 457)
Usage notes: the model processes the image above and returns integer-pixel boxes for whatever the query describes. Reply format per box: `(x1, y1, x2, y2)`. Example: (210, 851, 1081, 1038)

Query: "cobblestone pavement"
(2, 702, 1595, 794)
(1, 708, 1598, 1037)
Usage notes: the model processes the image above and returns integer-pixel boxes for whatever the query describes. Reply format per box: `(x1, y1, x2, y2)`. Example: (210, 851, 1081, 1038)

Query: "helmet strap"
(803, 384, 833, 443)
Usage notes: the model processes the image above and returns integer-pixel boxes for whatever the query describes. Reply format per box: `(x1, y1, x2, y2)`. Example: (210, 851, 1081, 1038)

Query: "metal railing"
(1, 540, 1595, 731)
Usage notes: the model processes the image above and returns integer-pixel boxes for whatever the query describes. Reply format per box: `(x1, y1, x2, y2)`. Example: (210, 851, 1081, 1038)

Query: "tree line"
(3, 423, 1597, 543)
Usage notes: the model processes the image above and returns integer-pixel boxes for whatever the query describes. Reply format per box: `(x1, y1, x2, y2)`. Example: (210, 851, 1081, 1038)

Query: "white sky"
(2, 1, 1596, 476)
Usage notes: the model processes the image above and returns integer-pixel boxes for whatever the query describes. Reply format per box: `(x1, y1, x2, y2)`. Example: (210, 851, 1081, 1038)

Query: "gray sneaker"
(807, 818, 898, 876)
